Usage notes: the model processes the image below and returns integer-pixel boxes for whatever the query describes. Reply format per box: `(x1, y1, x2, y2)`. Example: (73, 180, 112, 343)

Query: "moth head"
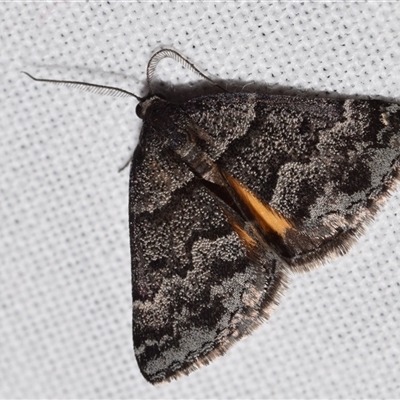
(136, 94, 166, 119)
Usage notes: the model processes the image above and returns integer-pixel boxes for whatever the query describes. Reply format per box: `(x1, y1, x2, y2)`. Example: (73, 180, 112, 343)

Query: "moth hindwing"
(24, 49, 400, 384)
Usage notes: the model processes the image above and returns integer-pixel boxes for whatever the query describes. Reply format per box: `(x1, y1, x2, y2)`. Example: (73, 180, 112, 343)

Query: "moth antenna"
(21, 71, 142, 101)
(146, 48, 227, 93)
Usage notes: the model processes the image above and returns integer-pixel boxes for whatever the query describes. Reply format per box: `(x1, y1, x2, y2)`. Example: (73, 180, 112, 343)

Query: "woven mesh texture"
(1, 2, 400, 399)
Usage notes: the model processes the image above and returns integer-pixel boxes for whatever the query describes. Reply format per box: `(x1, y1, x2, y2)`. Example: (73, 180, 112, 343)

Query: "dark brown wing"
(182, 94, 400, 270)
(129, 129, 288, 384)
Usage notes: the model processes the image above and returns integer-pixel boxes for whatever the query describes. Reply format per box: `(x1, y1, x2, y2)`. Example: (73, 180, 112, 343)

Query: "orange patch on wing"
(225, 174, 292, 236)
(230, 221, 257, 248)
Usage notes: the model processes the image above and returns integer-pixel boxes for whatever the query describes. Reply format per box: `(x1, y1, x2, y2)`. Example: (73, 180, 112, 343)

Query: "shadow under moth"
(24, 49, 400, 384)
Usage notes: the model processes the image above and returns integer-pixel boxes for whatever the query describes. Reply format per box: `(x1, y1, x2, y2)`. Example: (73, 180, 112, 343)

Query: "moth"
(24, 49, 400, 384)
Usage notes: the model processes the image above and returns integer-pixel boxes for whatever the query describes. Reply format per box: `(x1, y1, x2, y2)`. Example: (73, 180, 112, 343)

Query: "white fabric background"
(1, 2, 400, 399)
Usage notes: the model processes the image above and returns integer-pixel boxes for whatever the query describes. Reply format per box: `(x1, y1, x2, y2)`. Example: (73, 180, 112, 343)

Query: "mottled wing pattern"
(130, 134, 288, 384)
(130, 92, 400, 384)
(182, 94, 400, 270)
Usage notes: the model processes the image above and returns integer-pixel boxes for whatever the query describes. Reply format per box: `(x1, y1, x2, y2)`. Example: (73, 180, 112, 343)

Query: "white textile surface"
(1, 2, 400, 399)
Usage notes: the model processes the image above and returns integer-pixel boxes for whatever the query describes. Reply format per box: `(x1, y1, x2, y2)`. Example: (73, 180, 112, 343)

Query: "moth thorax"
(173, 139, 215, 179)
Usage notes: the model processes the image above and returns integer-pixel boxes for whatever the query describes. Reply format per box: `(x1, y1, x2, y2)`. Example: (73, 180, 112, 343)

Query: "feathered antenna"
(146, 48, 227, 94)
(21, 71, 142, 101)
